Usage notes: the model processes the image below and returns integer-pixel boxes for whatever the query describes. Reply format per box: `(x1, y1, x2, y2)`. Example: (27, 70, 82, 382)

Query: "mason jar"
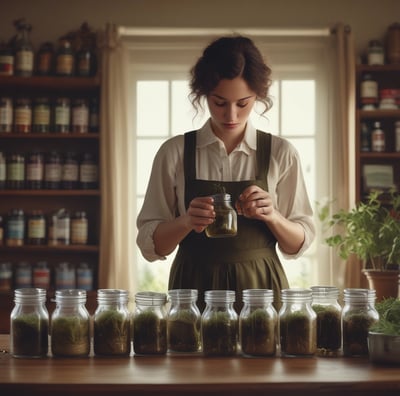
(205, 193, 237, 238)
(167, 289, 201, 353)
(94, 289, 131, 356)
(10, 288, 49, 358)
(201, 290, 238, 356)
(279, 288, 317, 357)
(239, 289, 277, 357)
(133, 291, 167, 355)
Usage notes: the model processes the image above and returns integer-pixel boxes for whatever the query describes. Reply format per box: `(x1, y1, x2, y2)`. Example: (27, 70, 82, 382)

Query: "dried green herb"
(370, 298, 400, 336)
(133, 310, 167, 355)
(343, 313, 376, 356)
(167, 309, 201, 352)
(202, 311, 238, 356)
(94, 309, 131, 356)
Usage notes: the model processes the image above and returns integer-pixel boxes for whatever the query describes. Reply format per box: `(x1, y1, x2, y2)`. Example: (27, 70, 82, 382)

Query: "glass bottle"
(6, 152, 25, 189)
(51, 289, 90, 357)
(279, 288, 317, 357)
(342, 288, 379, 357)
(10, 288, 49, 358)
(89, 97, 100, 132)
(76, 262, 93, 291)
(13, 19, 34, 77)
(311, 286, 342, 357)
(55, 38, 74, 76)
(0, 151, 6, 189)
(371, 121, 385, 152)
(44, 151, 63, 189)
(0, 97, 13, 132)
(32, 261, 50, 290)
(79, 153, 98, 189)
(32, 97, 51, 133)
(167, 289, 201, 353)
(14, 261, 32, 288)
(76, 45, 95, 77)
(0, 41, 14, 76)
(72, 99, 89, 133)
(54, 97, 71, 133)
(62, 152, 79, 189)
(201, 290, 238, 356)
(55, 262, 76, 290)
(94, 289, 131, 356)
(360, 73, 378, 110)
(0, 262, 12, 291)
(239, 289, 277, 357)
(205, 193, 237, 238)
(360, 122, 370, 152)
(48, 208, 70, 245)
(26, 151, 44, 189)
(27, 210, 46, 245)
(36, 42, 54, 76)
(71, 211, 88, 245)
(14, 97, 32, 133)
(6, 208, 25, 246)
(367, 39, 384, 65)
(133, 291, 167, 355)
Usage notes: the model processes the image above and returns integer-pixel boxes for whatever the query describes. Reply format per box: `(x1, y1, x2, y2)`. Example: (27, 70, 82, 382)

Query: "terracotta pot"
(362, 269, 400, 301)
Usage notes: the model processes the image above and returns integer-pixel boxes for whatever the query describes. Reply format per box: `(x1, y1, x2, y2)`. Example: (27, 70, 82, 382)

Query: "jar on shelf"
(6, 152, 25, 189)
(76, 45, 96, 77)
(14, 97, 32, 133)
(89, 97, 99, 132)
(44, 151, 63, 189)
(54, 97, 71, 133)
(26, 151, 44, 189)
(0, 151, 6, 189)
(27, 210, 46, 245)
(79, 152, 98, 189)
(0, 41, 14, 76)
(51, 289, 90, 357)
(0, 97, 13, 132)
(6, 209, 25, 246)
(13, 19, 34, 77)
(15, 261, 32, 288)
(279, 288, 317, 357)
(72, 99, 89, 133)
(55, 38, 74, 77)
(205, 193, 237, 238)
(367, 39, 384, 65)
(48, 208, 70, 245)
(36, 42, 54, 76)
(94, 289, 131, 356)
(360, 73, 378, 110)
(342, 288, 379, 357)
(239, 288, 277, 357)
(371, 121, 385, 152)
(10, 288, 49, 358)
(62, 152, 79, 189)
(71, 211, 88, 245)
(311, 286, 342, 357)
(167, 289, 201, 353)
(0, 262, 12, 291)
(201, 290, 238, 356)
(55, 262, 76, 290)
(32, 97, 51, 133)
(133, 291, 167, 355)
(386, 22, 400, 64)
(32, 261, 50, 290)
(76, 262, 93, 291)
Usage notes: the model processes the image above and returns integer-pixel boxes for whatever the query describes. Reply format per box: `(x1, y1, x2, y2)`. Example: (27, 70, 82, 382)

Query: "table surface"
(0, 334, 399, 396)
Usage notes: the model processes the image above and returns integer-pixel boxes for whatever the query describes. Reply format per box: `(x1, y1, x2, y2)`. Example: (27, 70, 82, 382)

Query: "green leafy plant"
(318, 191, 400, 271)
(370, 298, 400, 336)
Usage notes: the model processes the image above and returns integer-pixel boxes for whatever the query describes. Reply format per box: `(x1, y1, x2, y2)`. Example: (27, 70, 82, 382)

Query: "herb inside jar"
(168, 309, 201, 353)
(342, 313, 376, 356)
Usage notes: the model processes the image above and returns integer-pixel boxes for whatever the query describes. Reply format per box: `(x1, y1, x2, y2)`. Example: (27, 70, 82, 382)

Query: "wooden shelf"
(358, 109, 400, 119)
(0, 132, 100, 139)
(0, 189, 100, 196)
(0, 245, 99, 253)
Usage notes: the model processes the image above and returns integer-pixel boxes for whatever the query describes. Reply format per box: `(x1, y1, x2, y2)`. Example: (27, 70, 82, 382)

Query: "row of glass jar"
(10, 287, 379, 359)
(0, 96, 99, 134)
(0, 151, 98, 190)
(0, 261, 93, 292)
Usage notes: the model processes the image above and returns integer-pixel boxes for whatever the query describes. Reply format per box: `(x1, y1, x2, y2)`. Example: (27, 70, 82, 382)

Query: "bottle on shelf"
(360, 73, 378, 110)
(0, 97, 13, 133)
(371, 121, 385, 152)
(13, 18, 34, 77)
(367, 39, 385, 65)
(0, 40, 14, 76)
(55, 37, 74, 77)
(360, 122, 370, 152)
(36, 41, 54, 76)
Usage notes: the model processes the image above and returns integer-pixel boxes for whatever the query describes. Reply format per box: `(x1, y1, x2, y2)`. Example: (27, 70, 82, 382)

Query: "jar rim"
(135, 291, 167, 305)
(204, 289, 235, 303)
(168, 289, 198, 302)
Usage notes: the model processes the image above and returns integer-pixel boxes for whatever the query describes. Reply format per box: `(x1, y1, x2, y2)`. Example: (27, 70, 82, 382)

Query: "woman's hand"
(186, 196, 215, 233)
(236, 185, 275, 222)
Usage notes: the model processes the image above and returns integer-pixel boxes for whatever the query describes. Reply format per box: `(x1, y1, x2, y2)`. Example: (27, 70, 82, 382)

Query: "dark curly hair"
(189, 35, 273, 115)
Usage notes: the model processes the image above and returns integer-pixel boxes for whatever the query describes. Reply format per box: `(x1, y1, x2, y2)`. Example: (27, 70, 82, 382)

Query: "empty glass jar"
(205, 193, 237, 238)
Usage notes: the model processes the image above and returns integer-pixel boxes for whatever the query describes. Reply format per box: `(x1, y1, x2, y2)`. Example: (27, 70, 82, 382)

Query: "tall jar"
(201, 290, 238, 356)
(27, 210, 46, 245)
(26, 152, 44, 189)
(279, 288, 317, 357)
(79, 153, 98, 189)
(55, 38, 74, 77)
(167, 289, 201, 353)
(239, 289, 277, 357)
(133, 291, 167, 355)
(71, 211, 88, 245)
(51, 289, 90, 357)
(54, 97, 71, 133)
(311, 286, 342, 357)
(0, 97, 13, 132)
(32, 97, 51, 133)
(14, 97, 32, 133)
(205, 193, 237, 238)
(13, 19, 34, 77)
(62, 152, 79, 189)
(342, 288, 379, 357)
(94, 289, 131, 356)
(6, 152, 25, 189)
(44, 151, 62, 189)
(10, 288, 49, 358)
(6, 208, 25, 246)
(72, 99, 89, 133)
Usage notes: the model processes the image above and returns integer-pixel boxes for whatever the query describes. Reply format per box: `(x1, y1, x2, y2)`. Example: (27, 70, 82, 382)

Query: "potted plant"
(318, 190, 400, 300)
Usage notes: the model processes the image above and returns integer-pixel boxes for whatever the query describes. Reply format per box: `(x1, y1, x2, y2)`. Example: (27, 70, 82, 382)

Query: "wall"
(0, 0, 399, 57)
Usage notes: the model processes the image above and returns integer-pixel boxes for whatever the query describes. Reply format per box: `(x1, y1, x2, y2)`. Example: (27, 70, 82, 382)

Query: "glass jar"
(0, 262, 12, 291)
(55, 38, 74, 76)
(72, 99, 89, 133)
(55, 262, 76, 290)
(94, 289, 131, 356)
(311, 286, 342, 357)
(342, 288, 379, 357)
(0, 97, 13, 132)
(10, 288, 49, 358)
(167, 289, 201, 353)
(0, 42, 14, 76)
(48, 208, 70, 245)
(386, 22, 400, 64)
(133, 291, 167, 355)
(14, 97, 32, 133)
(27, 210, 46, 245)
(71, 211, 88, 245)
(51, 289, 90, 357)
(371, 121, 385, 152)
(76, 262, 93, 291)
(367, 39, 384, 65)
(62, 152, 79, 189)
(6, 209, 25, 246)
(239, 289, 277, 357)
(26, 152, 44, 189)
(205, 193, 237, 238)
(44, 151, 63, 189)
(360, 73, 378, 110)
(6, 152, 25, 189)
(0, 151, 6, 189)
(54, 97, 71, 133)
(89, 97, 99, 132)
(79, 152, 98, 189)
(76, 46, 96, 77)
(36, 42, 54, 76)
(13, 19, 34, 77)
(14, 261, 32, 288)
(201, 290, 238, 356)
(279, 288, 317, 357)
(32, 261, 50, 290)
(32, 97, 51, 133)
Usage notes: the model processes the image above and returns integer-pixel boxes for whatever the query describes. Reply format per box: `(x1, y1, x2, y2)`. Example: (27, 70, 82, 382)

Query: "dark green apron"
(168, 130, 289, 312)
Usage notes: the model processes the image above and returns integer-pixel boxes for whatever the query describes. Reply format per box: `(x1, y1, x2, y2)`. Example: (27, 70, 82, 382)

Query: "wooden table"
(0, 334, 399, 396)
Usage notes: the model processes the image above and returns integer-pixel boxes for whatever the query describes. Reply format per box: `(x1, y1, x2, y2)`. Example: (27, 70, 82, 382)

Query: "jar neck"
(135, 291, 166, 306)
(204, 290, 236, 305)
(168, 289, 198, 304)
(97, 289, 129, 305)
(14, 288, 47, 304)
(281, 288, 313, 304)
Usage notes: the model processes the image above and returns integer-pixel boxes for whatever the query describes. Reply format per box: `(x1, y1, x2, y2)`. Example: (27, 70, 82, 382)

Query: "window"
(127, 33, 333, 293)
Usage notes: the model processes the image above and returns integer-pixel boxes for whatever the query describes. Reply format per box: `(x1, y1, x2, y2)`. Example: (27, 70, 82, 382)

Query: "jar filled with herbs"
(205, 193, 237, 238)
(311, 286, 342, 357)
(133, 291, 167, 355)
(201, 290, 238, 356)
(10, 288, 49, 358)
(51, 289, 90, 357)
(239, 289, 277, 357)
(342, 288, 379, 357)
(167, 289, 201, 353)
(279, 288, 317, 357)
(94, 289, 131, 356)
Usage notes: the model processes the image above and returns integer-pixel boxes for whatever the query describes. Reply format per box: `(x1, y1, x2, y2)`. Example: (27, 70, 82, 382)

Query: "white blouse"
(136, 119, 315, 262)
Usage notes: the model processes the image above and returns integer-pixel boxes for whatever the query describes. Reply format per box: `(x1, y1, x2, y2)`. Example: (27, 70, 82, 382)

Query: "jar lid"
(310, 286, 339, 298)
(14, 287, 47, 304)
(281, 288, 313, 302)
(55, 289, 87, 304)
(97, 288, 129, 303)
(204, 289, 235, 303)
(343, 288, 376, 303)
(168, 289, 198, 303)
(242, 288, 274, 303)
(135, 291, 167, 306)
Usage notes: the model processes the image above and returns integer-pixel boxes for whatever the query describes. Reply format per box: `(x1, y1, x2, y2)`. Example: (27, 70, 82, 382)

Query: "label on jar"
(28, 218, 46, 239)
(16, 50, 33, 72)
(26, 162, 44, 181)
(76, 266, 93, 290)
(15, 265, 32, 288)
(33, 105, 50, 126)
(0, 161, 5, 182)
(71, 219, 88, 244)
(80, 164, 98, 183)
(7, 163, 25, 181)
(45, 163, 62, 182)
(55, 106, 70, 127)
(0, 55, 14, 76)
(33, 267, 50, 289)
(56, 54, 74, 75)
(372, 130, 385, 152)
(72, 105, 89, 132)
(360, 80, 378, 99)
(0, 98, 13, 130)
(55, 265, 75, 289)
(62, 163, 79, 181)
(14, 107, 32, 128)
(7, 219, 24, 240)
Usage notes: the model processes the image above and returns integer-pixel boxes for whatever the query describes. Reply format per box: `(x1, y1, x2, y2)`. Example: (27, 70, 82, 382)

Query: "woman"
(136, 35, 315, 311)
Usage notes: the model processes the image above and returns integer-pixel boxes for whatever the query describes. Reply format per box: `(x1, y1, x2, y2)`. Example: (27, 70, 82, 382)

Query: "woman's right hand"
(186, 196, 215, 233)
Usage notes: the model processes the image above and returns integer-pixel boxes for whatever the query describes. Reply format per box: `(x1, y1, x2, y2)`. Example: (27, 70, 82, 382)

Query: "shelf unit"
(0, 75, 101, 333)
(355, 64, 400, 202)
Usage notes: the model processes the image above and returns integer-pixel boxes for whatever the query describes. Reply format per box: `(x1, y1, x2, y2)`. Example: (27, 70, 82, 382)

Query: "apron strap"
(184, 130, 197, 207)
(256, 130, 272, 181)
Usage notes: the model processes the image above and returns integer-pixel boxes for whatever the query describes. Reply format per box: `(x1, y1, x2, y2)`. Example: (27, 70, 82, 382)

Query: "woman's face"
(206, 76, 256, 138)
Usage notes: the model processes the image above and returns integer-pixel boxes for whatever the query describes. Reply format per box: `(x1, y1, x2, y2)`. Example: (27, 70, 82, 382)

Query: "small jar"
(76, 262, 93, 291)
(0, 97, 13, 132)
(89, 97, 100, 132)
(62, 152, 79, 189)
(36, 42, 54, 76)
(311, 286, 342, 357)
(14, 97, 32, 133)
(167, 289, 201, 353)
(0, 151, 6, 189)
(55, 262, 76, 290)
(94, 289, 131, 356)
(360, 73, 378, 109)
(32, 97, 51, 133)
(10, 288, 49, 358)
(79, 153, 98, 189)
(54, 97, 71, 133)
(51, 289, 90, 357)
(27, 210, 46, 245)
(133, 291, 167, 355)
(367, 39, 384, 65)
(239, 289, 277, 357)
(205, 193, 237, 238)
(71, 211, 88, 245)
(55, 38, 74, 77)
(6, 152, 25, 189)
(279, 288, 317, 357)
(48, 209, 70, 245)
(76, 46, 96, 77)
(44, 151, 63, 189)
(0, 44, 14, 76)
(26, 152, 44, 189)
(0, 262, 12, 291)
(32, 261, 50, 290)
(72, 99, 89, 133)
(6, 209, 25, 247)
(342, 288, 379, 357)
(371, 121, 385, 152)
(201, 290, 238, 356)
(14, 261, 32, 288)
